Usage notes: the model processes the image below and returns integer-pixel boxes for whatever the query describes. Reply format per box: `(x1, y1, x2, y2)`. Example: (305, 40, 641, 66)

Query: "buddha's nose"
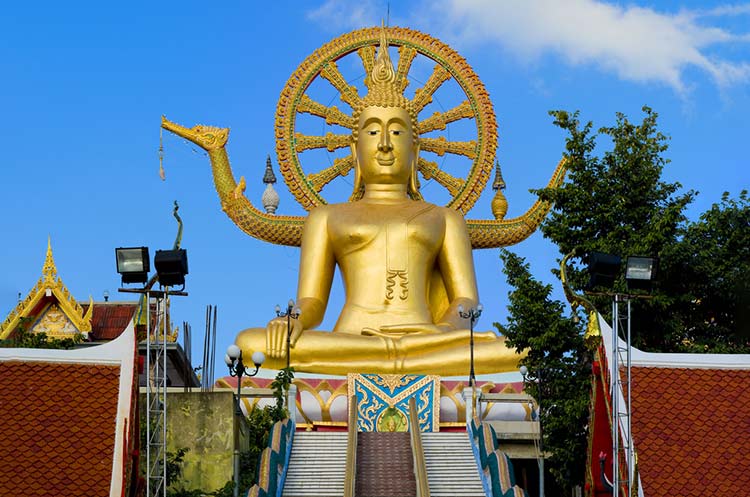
(378, 133, 393, 153)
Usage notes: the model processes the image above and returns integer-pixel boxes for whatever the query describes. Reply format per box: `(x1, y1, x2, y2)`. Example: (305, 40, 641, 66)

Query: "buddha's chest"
(328, 203, 444, 258)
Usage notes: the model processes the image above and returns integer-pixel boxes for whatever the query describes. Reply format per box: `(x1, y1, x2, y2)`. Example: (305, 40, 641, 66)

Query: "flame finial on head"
(372, 24, 396, 86)
(354, 24, 419, 139)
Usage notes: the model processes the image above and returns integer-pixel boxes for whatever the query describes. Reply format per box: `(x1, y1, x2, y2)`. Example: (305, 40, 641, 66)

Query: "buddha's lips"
(377, 157, 395, 166)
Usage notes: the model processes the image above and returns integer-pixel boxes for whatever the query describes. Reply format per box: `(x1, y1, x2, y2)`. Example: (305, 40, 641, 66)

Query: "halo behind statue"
(275, 26, 498, 214)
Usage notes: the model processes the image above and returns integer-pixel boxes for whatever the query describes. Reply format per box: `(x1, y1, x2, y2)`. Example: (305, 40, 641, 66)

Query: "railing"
(409, 397, 431, 497)
(344, 395, 358, 497)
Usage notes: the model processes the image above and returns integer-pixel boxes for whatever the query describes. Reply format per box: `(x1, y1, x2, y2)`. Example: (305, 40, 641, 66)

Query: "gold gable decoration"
(0, 238, 93, 340)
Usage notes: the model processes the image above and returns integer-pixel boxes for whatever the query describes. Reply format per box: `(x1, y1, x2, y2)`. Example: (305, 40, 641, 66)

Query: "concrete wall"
(140, 390, 236, 493)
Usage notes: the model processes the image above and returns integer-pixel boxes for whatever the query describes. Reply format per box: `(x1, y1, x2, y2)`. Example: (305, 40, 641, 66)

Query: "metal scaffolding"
(611, 295, 634, 497)
(146, 292, 168, 497)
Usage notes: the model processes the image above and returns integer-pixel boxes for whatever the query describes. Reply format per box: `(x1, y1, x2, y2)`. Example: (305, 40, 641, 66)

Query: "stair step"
(421, 433, 485, 497)
(283, 432, 348, 497)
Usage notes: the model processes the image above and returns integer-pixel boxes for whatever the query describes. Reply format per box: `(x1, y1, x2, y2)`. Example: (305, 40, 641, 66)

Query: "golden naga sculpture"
(162, 26, 566, 375)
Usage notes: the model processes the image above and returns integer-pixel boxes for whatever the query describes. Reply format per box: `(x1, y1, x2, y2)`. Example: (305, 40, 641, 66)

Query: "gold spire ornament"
(0, 238, 93, 339)
(491, 160, 508, 220)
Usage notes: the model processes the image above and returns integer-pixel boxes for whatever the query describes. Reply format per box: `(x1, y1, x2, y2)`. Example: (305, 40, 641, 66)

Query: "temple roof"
(84, 301, 143, 340)
(591, 315, 750, 497)
(630, 366, 750, 496)
(0, 361, 121, 494)
(0, 238, 92, 340)
(0, 323, 138, 496)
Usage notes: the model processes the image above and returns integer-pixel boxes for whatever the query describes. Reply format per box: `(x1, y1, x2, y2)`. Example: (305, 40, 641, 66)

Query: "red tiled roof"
(85, 303, 138, 340)
(0, 361, 121, 496)
(630, 367, 750, 497)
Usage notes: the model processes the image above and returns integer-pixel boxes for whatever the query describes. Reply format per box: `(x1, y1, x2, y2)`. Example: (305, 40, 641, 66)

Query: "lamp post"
(520, 365, 544, 497)
(458, 303, 482, 388)
(225, 345, 265, 497)
(275, 299, 301, 371)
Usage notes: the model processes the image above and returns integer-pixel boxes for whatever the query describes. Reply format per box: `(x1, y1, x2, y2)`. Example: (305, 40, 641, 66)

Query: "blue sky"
(1, 1, 747, 374)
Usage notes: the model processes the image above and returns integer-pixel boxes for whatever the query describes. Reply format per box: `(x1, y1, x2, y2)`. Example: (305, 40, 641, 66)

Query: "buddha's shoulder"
(418, 202, 466, 221)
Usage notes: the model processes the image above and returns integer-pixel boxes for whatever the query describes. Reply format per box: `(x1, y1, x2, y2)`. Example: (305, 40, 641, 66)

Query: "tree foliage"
(498, 107, 748, 491)
(537, 106, 723, 352)
(496, 250, 590, 488)
(665, 190, 750, 351)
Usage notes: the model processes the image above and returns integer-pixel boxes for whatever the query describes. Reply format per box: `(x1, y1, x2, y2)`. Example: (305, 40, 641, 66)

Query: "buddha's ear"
(351, 142, 362, 195)
(408, 142, 421, 197)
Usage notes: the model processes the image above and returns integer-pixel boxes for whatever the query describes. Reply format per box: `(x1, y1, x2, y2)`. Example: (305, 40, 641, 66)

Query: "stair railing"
(344, 395, 358, 497)
(408, 397, 431, 497)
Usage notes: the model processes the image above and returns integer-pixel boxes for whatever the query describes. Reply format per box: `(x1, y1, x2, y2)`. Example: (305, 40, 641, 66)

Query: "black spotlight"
(586, 251, 622, 290)
(154, 249, 189, 287)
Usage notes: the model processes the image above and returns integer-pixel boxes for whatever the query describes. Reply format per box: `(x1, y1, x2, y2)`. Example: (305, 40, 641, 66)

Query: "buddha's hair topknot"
(352, 27, 419, 144)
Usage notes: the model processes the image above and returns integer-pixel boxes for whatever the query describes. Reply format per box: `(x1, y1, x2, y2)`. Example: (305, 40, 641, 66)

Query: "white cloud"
(427, 0, 750, 94)
(304, 0, 750, 94)
(306, 0, 383, 32)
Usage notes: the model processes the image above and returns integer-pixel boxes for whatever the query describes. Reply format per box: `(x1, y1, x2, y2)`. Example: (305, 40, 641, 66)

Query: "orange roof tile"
(0, 361, 121, 496)
(630, 367, 750, 497)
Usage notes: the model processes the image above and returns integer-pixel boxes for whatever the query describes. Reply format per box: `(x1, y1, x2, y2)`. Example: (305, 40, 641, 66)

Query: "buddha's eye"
(368, 130, 378, 135)
(391, 130, 401, 136)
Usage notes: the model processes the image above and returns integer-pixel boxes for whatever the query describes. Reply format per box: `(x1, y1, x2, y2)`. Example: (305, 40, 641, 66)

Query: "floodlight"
(586, 251, 622, 290)
(115, 247, 150, 284)
(625, 256, 659, 290)
(154, 249, 188, 287)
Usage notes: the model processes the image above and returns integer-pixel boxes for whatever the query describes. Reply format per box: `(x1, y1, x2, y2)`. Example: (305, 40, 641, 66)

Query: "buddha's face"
(353, 106, 417, 186)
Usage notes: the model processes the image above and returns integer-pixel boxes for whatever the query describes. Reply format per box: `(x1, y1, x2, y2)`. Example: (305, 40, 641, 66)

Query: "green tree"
(496, 250, 590, 489)
(665, 190, 750, 351)
(536, 107, 695, 351)
(498, 106, 747, 493)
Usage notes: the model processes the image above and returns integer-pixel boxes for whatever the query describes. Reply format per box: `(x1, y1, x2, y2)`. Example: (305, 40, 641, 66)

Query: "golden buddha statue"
(161, 26, 566, 376)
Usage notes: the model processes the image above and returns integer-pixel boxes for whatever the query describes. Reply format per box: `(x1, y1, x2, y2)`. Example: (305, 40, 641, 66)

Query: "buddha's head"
(351, 28, 420, 196)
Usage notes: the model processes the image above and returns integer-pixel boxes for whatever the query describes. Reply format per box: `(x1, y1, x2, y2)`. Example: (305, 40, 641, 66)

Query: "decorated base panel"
(216, 373, 532, 430)
(348, 374, 439, 432)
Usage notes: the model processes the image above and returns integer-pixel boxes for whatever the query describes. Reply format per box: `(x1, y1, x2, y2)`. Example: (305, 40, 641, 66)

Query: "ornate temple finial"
(42, 236, 58, 282)
(263, 155, 277, 184)
(491, 161, 508, 220)
(262, 155, 280, 214)
(492, 160, 506, 191)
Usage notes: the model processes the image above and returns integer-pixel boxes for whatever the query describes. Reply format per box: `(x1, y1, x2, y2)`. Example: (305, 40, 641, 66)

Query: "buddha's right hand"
(265, 316, 304, 360)
(161, 116, 229, 151)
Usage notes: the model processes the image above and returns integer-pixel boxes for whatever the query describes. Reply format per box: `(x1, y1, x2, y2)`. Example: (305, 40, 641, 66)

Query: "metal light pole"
(275, 299, 301, 371)
(225, 345, 265, 497)
(521, 365, 545, 497)
(458, 303, 483, 388)
(458, 303, 483, 418)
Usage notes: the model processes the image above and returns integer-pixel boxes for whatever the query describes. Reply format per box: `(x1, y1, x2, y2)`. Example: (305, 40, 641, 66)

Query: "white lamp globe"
(226, 344, 241, 361)
(251, 351, 266, 367)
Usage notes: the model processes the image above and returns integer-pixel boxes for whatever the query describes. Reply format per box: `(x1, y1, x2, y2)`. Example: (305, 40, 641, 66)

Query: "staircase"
(422, 432, 486, 497)
(282, 431, 348, 497)
(355, 432, 416, 497)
